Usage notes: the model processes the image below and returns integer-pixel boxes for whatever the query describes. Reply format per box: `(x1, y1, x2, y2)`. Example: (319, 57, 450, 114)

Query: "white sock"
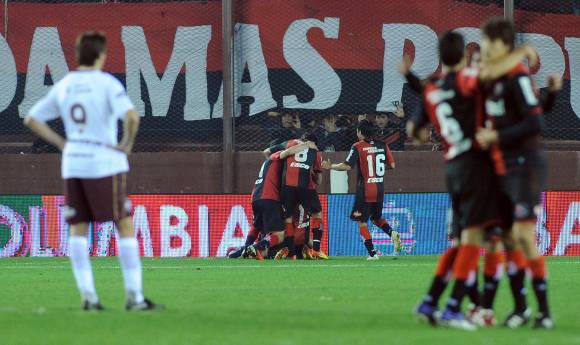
(69, 236, 98, 303)
(118, 237, 144, 304)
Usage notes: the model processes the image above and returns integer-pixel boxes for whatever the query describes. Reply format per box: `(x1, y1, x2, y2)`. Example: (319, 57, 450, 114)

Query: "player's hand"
(547, 74, 563, 92)
(475, 127, 499, 150)
(305, 141, 318, 150)
(523, 44, 539, 69)
(397, 55, 412, 75)
(322, 159, 333, 170)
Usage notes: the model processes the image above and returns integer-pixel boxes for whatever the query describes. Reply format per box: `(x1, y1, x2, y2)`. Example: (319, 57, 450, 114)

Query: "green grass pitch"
(1, 256, 579, 345)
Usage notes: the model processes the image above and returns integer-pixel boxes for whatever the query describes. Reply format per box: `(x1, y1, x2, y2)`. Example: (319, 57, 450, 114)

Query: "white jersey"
(29, 70, 135, 179)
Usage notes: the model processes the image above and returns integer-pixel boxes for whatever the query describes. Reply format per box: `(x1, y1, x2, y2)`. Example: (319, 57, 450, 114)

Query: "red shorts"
(64, 173, 130, 224)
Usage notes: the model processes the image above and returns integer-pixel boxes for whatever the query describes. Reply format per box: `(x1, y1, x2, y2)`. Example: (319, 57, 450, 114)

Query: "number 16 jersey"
(345, 139, 394, 203)
(29, 70, 135, 179)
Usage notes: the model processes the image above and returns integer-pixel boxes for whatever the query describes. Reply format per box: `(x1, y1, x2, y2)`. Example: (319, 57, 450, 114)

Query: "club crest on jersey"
(367, 177, 383, 183)
(362, 147, 384, 153)
(290, 162, 310, 169)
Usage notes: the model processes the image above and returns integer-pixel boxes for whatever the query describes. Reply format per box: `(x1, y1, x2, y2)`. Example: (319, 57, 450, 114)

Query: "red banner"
(29, 194, 329, 257)
(543, 192, 580, 256)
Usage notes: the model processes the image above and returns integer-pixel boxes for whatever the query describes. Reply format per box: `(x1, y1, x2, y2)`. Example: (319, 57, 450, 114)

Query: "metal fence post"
(222, 0, 235, 193)
(504, 0, 514, 21)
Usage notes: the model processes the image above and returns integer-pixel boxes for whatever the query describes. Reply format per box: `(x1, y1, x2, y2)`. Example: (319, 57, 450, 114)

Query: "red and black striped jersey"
(251, 152, 283, 202)
(345, 139, 394, 203)
(272, 139, 322, 190)
(484, 63, 543, 175)
(414, 67, 484, 161)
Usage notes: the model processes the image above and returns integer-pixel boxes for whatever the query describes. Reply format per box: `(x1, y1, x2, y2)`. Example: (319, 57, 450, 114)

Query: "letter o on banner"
(0, 205, 30, 257)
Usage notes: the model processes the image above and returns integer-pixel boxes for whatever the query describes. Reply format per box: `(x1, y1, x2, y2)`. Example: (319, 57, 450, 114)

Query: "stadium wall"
(1, 192, 579, 258)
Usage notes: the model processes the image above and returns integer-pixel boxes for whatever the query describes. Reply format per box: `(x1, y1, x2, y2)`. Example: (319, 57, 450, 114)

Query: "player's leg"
(351, 199, 377, 259)
(370, 195, 401, 254)
(440, 227, 482, 330)
(282, 187, 298, 258)
(304, 190, 326, 259)
(65, 178, 102, 310)
(474, 236, 504, 327)
(250, 200, 287, 260)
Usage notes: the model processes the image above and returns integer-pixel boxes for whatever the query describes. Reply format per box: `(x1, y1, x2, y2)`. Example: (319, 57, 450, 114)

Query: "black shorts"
(446, 152, 501, 232)
(350, 195, 384, 223)
(252, 199, 284, 234)
(281, 186, 322, 218)
(64, 173, 131, 225)
(501, 152, 547, 221)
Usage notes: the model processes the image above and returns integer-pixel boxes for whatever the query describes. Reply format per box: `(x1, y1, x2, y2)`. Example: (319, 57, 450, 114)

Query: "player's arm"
(263, 141, 288, 158)
(24, 117, 66, 151)
(476, 74, 544, 149)
(398, 55, 425, 94)
(24, 88, 64, 150)
(279, 142, 313, 159)
(406, 104, 430, 144)
(322, 145, 357, 171)
(117, 110, 140, 154)
(385, 145, 395, 169)
(479, 44, 538, 81)
(540, 74, 562, 113)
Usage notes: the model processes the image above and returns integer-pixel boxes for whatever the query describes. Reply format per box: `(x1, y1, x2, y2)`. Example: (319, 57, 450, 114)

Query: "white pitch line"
(0, 261, 578, 270)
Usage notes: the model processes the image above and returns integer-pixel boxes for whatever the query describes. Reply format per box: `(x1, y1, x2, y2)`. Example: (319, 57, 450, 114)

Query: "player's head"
(356, 119, 375, 140)
(301, 131, 319, 147)
(76, 31, 107, 69)
(481, 17, 515, 62)
(439, 31, 465, 68)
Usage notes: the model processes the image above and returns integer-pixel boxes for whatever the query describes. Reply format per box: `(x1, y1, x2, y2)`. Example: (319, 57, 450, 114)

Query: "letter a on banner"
(215, 205, 250, 257)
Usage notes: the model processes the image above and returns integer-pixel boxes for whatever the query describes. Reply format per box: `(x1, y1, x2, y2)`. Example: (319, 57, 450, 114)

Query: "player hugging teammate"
(228, 133, 329, 260)
(405, 18, 558, 330)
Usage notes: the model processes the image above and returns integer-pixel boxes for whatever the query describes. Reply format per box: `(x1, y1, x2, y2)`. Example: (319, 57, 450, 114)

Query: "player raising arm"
(24, 32, 161, 311)
(322, 120, 400, 260)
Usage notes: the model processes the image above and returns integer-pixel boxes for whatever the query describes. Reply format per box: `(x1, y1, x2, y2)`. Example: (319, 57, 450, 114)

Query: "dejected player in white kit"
(24, 31, 161, 311)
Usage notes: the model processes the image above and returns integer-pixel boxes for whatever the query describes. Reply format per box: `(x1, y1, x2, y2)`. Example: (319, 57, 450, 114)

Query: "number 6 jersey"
(345, 139, 394, 203)
(29, 70, 135, 179)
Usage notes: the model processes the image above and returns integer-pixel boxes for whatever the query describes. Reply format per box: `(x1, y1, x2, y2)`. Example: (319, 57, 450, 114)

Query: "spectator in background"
(268, 109, 305, 143)
(374, 103, 407, 151)
(314, 113, 350, 152)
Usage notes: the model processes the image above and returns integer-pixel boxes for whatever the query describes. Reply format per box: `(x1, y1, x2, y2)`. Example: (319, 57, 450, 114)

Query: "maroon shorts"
(64, 173, 130, 224)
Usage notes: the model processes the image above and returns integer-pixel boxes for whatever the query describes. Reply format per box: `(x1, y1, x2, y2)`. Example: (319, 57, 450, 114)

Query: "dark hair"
(482, 17, 515, 50)
(301, 132, 319, 147)
(439, 31, 465, 66)
(76, 31, 107, 67)
(357, 119, 375, 138)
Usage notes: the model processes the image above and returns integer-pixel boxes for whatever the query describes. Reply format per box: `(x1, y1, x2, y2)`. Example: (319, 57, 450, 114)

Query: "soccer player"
(23, 32, 160, 311)
(270, 133, 325, 259)
(246, 141, 317, 260)
(322, 120, 400, 260)
(476, 18, 553, 329)
(407, 31, 507, 330)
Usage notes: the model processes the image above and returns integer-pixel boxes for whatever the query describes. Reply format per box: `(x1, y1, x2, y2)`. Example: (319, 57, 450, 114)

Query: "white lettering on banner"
(123, 25, 212, 120)
(215, 205, 250, 257)
(133, 205, 154, 257)
(536, 206, 550, 256)
(160, 205, 192, 257)
(19, 27, 69, 117)
(0, 34, 17, 113)
(198, 205, 209, 257)
(0, 205, 28, 257)
(517, 33, 565, 89)
(553, 202, 580, 256)
(96, 222, 118, 257)
(282, 17, 341, 109)
(377, 24, 438, 112)
(565, 37, 580, 119)
(29, 206, 55, 257)
(213, 23, 277, 118)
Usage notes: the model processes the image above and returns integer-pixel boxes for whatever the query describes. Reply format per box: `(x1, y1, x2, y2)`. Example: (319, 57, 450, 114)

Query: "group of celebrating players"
(406, 18, 558, 330)
(228, 124, 403, 261)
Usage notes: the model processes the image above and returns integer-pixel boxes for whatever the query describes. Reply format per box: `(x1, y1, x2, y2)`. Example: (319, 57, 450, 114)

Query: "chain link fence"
(0, 0, 578, 153)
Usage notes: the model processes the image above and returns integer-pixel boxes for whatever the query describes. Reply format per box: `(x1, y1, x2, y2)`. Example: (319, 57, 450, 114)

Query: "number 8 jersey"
(29, 70, 135, 179)
(345, 139, 394, 203)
